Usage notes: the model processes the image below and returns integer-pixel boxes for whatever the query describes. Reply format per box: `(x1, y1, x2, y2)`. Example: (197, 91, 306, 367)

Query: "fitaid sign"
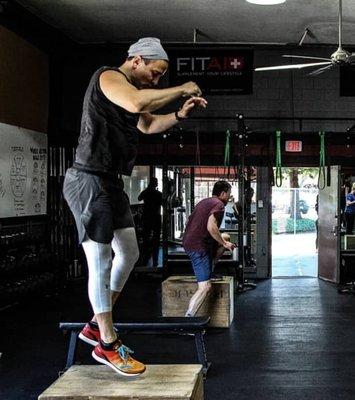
(169, 48, 253, 95)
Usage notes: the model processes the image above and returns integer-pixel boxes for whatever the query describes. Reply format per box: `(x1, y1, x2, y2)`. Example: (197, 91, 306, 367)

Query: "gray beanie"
(127, 37, 169, 61)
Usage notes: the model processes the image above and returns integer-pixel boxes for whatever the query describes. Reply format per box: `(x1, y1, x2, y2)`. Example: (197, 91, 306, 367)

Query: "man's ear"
(132, 55, 143, 70)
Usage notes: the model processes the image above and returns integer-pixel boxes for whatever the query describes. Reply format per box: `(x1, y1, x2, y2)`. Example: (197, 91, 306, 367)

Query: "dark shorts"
(185, 249, 212, 282)
(63, 167, 134, 244)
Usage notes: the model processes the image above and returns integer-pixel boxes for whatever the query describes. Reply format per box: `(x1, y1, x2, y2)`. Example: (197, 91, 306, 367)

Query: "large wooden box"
(162, 275, 234, 328)
(38, 365, 203, 400)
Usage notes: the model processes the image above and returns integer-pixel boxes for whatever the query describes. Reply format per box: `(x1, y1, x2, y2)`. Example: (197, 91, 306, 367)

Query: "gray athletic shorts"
(63, 167, 134, 244)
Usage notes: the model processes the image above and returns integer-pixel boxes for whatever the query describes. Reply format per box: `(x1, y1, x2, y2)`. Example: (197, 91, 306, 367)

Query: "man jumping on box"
(182, 180, 236, 317)
(63, 37, 207, 376)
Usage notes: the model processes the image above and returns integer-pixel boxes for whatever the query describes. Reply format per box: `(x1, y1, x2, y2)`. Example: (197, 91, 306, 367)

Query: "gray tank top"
(73, 67, 139, 177)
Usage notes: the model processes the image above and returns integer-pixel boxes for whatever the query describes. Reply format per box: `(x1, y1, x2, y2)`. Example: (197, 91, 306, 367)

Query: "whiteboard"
(0, 122, 47, 217)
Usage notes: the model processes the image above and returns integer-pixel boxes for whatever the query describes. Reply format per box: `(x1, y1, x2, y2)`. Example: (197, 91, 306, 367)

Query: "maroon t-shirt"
(182, 197, 225, 251)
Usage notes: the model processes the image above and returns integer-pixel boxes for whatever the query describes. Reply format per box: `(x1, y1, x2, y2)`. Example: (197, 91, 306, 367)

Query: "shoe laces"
(117, 344, 134, 364)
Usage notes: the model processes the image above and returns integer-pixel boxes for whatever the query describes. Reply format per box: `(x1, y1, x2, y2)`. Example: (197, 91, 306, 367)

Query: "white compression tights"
(81, 227, 139, 314)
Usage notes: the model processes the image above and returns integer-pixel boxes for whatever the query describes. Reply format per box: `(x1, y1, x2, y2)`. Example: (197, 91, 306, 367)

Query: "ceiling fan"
(255, 0, 355, 76)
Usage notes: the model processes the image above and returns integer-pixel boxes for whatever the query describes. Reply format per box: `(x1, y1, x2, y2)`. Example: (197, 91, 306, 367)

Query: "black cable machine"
(236, 114, 257, 292)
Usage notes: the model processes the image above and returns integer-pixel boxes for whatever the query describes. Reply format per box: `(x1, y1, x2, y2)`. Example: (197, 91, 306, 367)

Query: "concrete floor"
(2, 274, 355, 399)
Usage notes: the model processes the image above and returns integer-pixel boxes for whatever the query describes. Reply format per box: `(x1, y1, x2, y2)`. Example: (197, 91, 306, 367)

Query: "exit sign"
(285, 140, 302, 152)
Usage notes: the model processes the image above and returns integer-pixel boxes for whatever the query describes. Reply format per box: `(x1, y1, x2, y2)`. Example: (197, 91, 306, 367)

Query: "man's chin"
(131, 78, 151, 89)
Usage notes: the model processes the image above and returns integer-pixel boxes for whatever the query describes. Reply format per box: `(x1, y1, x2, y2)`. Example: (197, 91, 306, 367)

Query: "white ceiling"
(15, 0, 355, 46)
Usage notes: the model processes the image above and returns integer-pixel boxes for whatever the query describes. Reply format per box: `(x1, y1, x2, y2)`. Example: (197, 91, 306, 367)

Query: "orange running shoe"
(92, 341, 146, 376)
(78, 323, 100, 346)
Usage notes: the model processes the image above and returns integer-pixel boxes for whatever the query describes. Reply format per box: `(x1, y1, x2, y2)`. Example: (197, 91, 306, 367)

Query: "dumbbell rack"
(0, 225, 58, 310)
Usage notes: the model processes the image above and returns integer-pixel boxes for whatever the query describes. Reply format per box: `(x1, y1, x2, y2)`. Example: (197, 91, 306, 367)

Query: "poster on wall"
(169, 48, 253, 94)
(0, 122, 47, 218)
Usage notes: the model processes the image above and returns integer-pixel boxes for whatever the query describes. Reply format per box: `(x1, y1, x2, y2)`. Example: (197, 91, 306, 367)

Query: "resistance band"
(318, 131, 326, 190)
(268, 133, 275, 186)
(275, 130, 282, 187)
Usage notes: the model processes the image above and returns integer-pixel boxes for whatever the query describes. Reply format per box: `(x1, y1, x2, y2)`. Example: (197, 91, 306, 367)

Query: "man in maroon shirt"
(182, 181, 236, 317)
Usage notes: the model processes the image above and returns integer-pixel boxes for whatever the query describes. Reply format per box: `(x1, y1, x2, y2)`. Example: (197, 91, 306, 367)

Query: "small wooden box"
(38, 365, 203, 400)
(162, 276, 234, 328)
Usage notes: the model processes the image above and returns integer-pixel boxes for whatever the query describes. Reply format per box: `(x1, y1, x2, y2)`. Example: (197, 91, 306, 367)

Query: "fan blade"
(308, 64, 334, 76)
(282, 55, 332, 62)
(255, 62, 332, 72)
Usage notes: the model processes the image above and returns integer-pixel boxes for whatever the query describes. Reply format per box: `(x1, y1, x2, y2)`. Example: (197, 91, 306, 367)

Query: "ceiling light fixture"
(246, 0, 286, 5)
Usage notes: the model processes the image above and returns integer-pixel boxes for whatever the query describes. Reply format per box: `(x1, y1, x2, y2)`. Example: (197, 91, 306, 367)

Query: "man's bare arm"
(100, 71, 201, 113)
(207, 214, 235, 251)
(137, 97, 207, 134)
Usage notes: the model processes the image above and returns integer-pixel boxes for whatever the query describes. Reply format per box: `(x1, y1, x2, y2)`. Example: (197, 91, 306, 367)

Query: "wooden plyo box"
(38, 364, 203, 400)
(162, 276, 234, 328)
